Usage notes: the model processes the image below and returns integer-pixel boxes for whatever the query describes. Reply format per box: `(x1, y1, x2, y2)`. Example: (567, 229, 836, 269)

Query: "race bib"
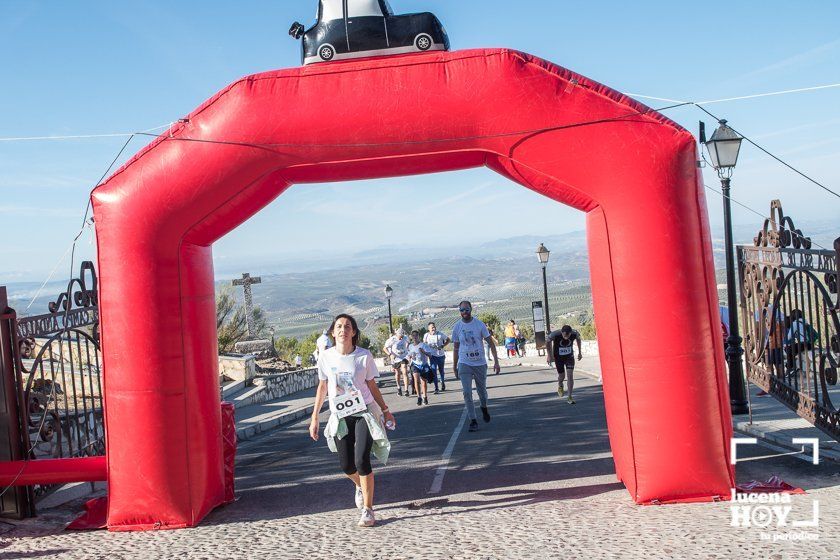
(331, 388, 367, 419)
(330, 355, 367, 419)
(556, 346, 573, 356)
(465, 350, 482, 361)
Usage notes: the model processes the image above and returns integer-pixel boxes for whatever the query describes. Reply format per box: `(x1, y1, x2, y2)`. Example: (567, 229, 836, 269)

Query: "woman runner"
(408, 330, 434, 405)
(310, 314, 396, 527)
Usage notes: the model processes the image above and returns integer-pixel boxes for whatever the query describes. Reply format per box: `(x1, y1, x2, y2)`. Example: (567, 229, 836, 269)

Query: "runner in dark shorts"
(546, 325, 583, 404)
(408, 330, 434, 405)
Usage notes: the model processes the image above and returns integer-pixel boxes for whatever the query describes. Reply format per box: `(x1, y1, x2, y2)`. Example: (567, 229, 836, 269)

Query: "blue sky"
(1, 0, 838, 282)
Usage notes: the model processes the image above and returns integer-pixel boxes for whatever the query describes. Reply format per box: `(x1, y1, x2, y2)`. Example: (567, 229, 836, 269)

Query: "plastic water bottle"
(385, 419, 396, 431)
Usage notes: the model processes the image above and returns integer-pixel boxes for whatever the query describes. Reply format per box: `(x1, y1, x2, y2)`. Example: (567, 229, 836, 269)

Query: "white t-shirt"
(451, 319, 490, 367)
(423, 332, 448, 357)
(316, 334, 333, 355)
(408, 342, 431, 366)
(385, 335, 410, 361)
(317, 347, 378, 414)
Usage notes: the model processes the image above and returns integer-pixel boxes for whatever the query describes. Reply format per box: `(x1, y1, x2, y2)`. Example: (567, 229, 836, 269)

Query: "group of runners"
(381, 321, 452, 406)
(308, 302, 585, 527)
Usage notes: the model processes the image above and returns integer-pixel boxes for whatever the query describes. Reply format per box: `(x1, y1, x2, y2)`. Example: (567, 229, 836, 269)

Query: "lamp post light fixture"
(384, 284, 394, 334)
(537, 243, 552, 335)
(703, 119, 749, 415)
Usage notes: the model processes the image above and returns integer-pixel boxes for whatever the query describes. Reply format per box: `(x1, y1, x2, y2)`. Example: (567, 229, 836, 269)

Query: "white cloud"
(739, 39, 840, 81)
(751, 117, 840, 141)
(424, 181, 497, 211)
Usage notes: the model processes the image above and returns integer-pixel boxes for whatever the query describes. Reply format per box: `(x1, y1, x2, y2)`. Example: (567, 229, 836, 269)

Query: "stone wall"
(230, 367, 321, 409)
(233, 339, 276, 359)
(253, 368, 320, 401)
(219, 355, 256, 383)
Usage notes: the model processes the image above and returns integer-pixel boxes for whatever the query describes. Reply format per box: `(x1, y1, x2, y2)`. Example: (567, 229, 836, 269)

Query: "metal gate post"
(0, 287, 34, 518)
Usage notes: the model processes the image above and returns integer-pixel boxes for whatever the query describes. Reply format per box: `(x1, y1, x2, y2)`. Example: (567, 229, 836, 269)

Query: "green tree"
(375, 324, 392, 354)
(273, 336, 301, 362)
(578, 322, 597, 340)
(393, 315, 411, 334)
(299, 331, 321, 362)
(478, 313, 501, 337)
(358, 333, 373, 352)
(576, 307, 597, 340)
(216, 287, 268, 353)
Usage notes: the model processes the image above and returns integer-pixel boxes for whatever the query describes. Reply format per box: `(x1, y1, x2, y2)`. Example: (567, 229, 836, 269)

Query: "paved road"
(1, 361, 838, 559)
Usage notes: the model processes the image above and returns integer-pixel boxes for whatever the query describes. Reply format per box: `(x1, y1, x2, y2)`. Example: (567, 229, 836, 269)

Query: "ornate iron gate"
(738, 200, 839, 439)
(5, 261, 105, 504)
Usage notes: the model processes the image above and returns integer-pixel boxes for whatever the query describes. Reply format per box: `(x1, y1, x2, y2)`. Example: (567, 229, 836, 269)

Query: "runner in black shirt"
(546, 325, 583, 404)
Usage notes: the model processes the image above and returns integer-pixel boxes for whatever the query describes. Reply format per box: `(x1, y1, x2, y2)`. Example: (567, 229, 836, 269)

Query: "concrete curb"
(235, 403, 323, 443)
(735, 421, 840, 464)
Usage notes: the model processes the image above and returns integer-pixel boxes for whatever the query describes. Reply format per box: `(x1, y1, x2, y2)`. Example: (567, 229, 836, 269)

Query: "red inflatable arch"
(90, 49, 734, 530)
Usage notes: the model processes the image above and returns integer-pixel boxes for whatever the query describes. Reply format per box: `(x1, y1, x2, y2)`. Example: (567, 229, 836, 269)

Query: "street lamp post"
(703, 119, 749, 415)
(537, 244, 551, 335)
(385, 284, 394, 334)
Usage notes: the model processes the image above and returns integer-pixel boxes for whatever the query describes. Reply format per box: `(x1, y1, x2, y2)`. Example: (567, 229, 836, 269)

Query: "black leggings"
(335, 415, 374, 476)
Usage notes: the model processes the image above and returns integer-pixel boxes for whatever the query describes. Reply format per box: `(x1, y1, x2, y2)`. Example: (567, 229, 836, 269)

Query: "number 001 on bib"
(331, 388, 367, 419)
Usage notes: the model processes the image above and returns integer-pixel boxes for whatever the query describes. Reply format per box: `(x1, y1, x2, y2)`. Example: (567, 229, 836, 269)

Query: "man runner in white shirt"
(451, 301, 500, 432)
(384, 327, 412, 396)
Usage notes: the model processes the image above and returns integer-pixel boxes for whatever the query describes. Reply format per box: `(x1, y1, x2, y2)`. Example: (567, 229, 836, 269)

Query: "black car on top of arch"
(289, 0, 450, 65)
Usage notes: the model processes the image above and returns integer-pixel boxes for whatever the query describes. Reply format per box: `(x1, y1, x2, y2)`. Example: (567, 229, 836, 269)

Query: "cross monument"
(232, 273, 262, 339)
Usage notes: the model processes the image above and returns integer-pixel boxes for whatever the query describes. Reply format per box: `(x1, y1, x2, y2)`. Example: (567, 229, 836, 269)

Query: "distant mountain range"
(5, 219, 836, 325)
(213, 218, 838, 280)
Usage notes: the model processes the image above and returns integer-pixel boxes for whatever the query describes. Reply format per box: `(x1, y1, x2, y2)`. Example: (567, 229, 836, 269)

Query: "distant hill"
(4, 219, 835, 331)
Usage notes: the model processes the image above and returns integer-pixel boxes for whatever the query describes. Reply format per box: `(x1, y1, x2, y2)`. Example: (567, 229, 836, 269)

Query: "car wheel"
(414, 34, 433, 51)
(318, 44, 336, 61)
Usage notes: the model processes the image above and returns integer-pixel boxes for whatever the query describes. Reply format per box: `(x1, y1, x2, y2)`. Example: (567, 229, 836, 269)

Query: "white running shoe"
(355, 486, 364, 509)
(358, 507, 376, 527)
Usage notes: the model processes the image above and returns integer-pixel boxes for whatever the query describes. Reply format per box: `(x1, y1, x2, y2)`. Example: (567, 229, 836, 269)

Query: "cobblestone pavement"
(1, 361, 838, 559)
